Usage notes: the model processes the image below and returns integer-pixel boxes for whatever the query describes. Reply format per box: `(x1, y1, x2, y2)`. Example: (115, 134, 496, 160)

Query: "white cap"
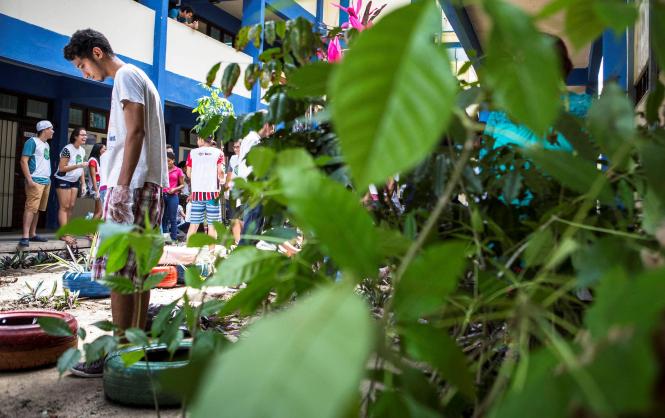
(36, 120, 53, 132)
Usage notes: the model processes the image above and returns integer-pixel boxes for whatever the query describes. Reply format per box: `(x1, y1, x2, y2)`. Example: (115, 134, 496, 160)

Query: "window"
(194, 16, 235, 46)
(179, 128, 198, 146)
(89, 110, 107, 130)
(210, 26, 222, 42)
(0, 93, 18, 114)
(69, 107, 84, 126)
(26, 99, 49, 119)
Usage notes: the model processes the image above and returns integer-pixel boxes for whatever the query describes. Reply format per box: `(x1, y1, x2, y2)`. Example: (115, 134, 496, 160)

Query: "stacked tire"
(0, 310, 78, 371)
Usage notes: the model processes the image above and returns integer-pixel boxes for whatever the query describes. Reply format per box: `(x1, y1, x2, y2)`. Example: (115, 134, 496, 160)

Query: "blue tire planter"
(62, 271, 111, 298)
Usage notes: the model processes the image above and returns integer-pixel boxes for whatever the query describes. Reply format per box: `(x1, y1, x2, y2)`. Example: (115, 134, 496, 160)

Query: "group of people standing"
(19, 123, 107, 247)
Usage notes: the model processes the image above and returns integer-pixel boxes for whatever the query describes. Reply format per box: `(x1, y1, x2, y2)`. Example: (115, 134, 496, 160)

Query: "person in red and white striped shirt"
(186, 136, 225, 249)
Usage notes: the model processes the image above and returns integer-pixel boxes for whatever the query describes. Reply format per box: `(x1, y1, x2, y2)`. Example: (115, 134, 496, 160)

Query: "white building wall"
(0, 0, 155, 65)
(165, 20, 253, 98)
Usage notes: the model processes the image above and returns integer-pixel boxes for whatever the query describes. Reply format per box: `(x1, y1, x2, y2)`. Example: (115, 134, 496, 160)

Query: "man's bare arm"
(20, 156, 34, 185)
(117, 101, 145, 187)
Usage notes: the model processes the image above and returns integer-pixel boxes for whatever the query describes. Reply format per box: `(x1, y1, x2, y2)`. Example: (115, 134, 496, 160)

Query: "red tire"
(152, 266, 178, 288)
(0, 310, 78, 371)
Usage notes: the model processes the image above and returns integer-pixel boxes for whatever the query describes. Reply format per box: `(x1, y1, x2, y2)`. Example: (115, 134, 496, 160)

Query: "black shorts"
(54, 179, 79, 189)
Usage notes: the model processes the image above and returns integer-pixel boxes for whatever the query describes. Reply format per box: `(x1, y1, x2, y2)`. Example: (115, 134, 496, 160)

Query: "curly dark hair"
(63, 29, 115, 61)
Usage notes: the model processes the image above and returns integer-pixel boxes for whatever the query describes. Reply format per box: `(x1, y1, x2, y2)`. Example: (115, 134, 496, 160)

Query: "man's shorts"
(190, 199, 221, 225)
(54, 179, 79, 189)
(92, 182, 163, 286)
(25, 182, 50, 212)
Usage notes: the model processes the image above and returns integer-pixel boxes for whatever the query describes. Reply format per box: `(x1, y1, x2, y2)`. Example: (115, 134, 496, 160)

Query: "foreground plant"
(39, 0, 665, 416)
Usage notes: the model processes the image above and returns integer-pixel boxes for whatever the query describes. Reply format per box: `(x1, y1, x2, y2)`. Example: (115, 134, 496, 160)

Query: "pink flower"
(327, 36, 342, 62)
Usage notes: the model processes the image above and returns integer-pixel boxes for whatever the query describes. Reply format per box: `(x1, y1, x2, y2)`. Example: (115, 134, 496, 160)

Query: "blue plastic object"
(62, 271, 111, 298)
(176, 264, 212, 285)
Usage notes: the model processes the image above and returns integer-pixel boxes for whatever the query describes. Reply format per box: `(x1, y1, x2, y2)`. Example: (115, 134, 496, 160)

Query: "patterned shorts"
(190, 199, 221, 225)
(92, 182, 163, 286)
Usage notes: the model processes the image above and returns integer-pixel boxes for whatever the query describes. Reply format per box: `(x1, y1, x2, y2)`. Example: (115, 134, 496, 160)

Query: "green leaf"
(151, 300, 179, 338)
(572, 237, 641, 288)
(275, 20, 286, 39)
(38, 317, 73, 337)
(247, 147, 276, 178)
(235, 26, 250, 50)
(248, 24, 262, 48)
(403, 213, 417, 241)
(330, 0, 457, 190)
(646, 79, 664, 125)
(184, 266, 205, 289)
(206, 62, 221, 87)
(277, 150, 379, 277)
(592, 0, 637, 34)
(393, 242, 468, 321)
(524, 228, 554, 268)
(288, 17, 315, 65)
(191, 285, 373, 418)
(264, 20, 276, 45)
(639, 141, 665, 203)
(483, 0, 560, 135)
(653, 2, 665, 73)
(83, 335, 117, 363)
(198, 114, 222, 139)
(221, 63, 241, 97)
(143, 272, 166, 291)
(56, 218, 101, 238)
(502, 171, 522, 203)
(400, 323, 475, 399)
(121, 349, 145, 367)
(56, 347, 81, 376)
(553, 112, 598, 162)
(243, 63, 260, 91)
(261, 227, 298, 243)
(188, 233, 217, 248)
(376, 227, 411, 259)
(288, 62, 333, 98)
(77, 327, 86, 340)
(105, 235, 129, 274)
(98, 276, 135, 294)
(125, 327, 150, 347)
(92, 320, 117, 332)
(489, 350, 571, 418)
(207, 247, 283, 287)
(523, 147, 613, 203)
(587, 83, 635, 166)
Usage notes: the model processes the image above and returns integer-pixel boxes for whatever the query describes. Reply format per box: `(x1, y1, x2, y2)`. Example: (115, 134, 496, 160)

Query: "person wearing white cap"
(18, 120, 53, 247)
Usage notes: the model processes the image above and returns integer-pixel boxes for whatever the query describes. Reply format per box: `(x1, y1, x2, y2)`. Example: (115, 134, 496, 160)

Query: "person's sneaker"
(70, 358, 105, 378)
(29, 235, 48, 242)
(18, 238, 29, 247)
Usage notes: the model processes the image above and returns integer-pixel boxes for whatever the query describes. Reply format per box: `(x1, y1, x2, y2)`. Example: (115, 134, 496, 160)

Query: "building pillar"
(169, 122, 181, 159)
(142, 0, 169, 104)
(602, 29, 628, 91)
(47, 98, 70, 230)
(338, 0, 349, 26)
(242, 0, 265, 112)
(316, 0, 324, 29)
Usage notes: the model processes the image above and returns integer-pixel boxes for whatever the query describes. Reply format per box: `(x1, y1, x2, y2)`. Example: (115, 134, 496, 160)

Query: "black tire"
(103, 342, 191, 407)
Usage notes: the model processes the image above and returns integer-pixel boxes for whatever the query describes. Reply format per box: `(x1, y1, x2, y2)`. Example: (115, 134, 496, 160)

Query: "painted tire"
(152, 266, 178, 288)
(62, 271, 111, 298)
(0, 310, 78, 371)
(103, 342, 191, 407)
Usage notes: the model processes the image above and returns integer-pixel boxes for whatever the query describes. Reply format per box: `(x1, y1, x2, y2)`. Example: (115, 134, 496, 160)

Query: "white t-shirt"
(187, 146, 223, 193)
(237, 131, 261, 180)
(99, 151, 109, 188)
(54, 143, 86, 182)
(106, 64, 168, 189)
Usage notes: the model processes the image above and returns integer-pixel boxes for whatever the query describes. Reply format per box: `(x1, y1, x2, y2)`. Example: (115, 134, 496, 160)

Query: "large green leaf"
(400, 323, 475, 399)
(587, 83, 635, 166)
(523, 147, 613, 203)
(393, 242, 468, 321)
(38, 317, 73, 337)
(653, 1, 665, 73)
(206, 247, 283, 287)
(288, 62, 333, 98)
(329, 0, 457, 190)
(483, 0, 560, 135)
(277, 150, 379, 277)
(191, 285, 373, 418)
(565, 0, 636, 49)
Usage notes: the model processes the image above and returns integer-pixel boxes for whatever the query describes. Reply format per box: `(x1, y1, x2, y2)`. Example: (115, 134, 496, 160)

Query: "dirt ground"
(0, 266, 234, 418)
